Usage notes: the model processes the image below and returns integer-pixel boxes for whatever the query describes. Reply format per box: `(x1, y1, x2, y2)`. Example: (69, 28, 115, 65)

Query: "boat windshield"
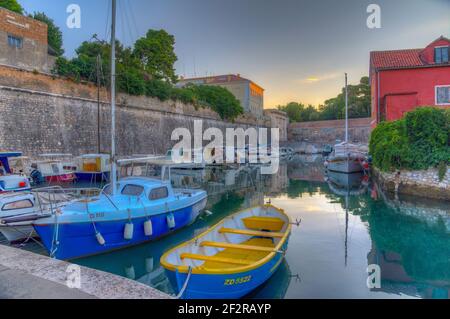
(121, 184, 144, 197)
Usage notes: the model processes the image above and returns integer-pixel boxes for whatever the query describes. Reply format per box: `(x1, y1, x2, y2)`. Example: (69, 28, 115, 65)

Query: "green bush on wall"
(369, 107, 450, 172)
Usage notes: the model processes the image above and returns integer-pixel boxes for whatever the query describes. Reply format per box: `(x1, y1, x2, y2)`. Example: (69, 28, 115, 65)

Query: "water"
(52, 157, 450, 298)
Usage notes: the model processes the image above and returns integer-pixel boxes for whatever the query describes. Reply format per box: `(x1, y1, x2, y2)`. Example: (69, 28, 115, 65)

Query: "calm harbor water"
(64, 157, 449, 299)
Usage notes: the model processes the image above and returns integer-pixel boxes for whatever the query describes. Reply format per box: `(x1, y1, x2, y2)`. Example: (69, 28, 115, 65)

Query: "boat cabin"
(0, 152, 31, 192)
(76, 154, 110, 173)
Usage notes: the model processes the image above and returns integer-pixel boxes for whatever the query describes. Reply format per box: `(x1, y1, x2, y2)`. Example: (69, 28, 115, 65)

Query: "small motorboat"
(0, 192, 51, 242)
(75, 154, 110, 183)
(33, 176, 208, 260)
(160, 205, 291, 299)
(325, 142, 367, 173)
(0, 152, 31, 193)
(33, 159, 76, 183)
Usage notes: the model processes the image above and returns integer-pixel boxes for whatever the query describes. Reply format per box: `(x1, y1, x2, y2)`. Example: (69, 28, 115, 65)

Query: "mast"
(345, 73, 349, 143)
(96, 54, 101, 154)
(110, 0, 117, 195)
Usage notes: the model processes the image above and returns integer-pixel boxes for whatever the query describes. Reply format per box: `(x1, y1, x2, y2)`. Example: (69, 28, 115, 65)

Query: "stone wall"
(288, 118, 372, 144)
(373, 167, 450, 201)
(0, 65, 268, 157)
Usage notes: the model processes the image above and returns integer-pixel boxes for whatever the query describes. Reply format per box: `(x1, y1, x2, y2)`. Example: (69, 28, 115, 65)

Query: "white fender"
(167, 213, 175, 229)
(144, 219, 153, 236)
(96, 232, 106, 245)
(124, 222, 134, 240)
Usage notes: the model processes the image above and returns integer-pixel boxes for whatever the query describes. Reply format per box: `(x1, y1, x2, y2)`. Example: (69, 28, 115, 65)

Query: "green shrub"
(438, 161, 448, 182)
(144, 79, 173, 101)
(370, 107, 450, 172)
(189, 85, 243, 121)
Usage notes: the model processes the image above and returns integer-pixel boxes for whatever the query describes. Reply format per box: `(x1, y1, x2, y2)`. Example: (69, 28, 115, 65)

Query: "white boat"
(0, 152, 31, 193)
(324, 74, 368, 174)
(0, 192, 50, 242)
(0, 187, 99, 243)
(325, 142, 367, 173)
(75, 154, 111, 182)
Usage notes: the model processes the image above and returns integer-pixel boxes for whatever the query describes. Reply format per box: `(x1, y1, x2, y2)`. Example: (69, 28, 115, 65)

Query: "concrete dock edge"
(0, 245, 173, 299)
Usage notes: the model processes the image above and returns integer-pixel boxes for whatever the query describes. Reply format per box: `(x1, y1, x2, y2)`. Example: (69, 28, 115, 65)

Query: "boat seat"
(219, 228, 284, 238)
(180, 253, 253, 265)
(200, 241, 278, 253)
(242, 216, 285, 232)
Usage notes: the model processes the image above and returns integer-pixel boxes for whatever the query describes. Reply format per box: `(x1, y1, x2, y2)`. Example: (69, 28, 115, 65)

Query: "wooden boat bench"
(219, 228, 284, 238)
(199, 241, 278, 252)
(180, 253, 253, 265)
(242, 216, 285, 232)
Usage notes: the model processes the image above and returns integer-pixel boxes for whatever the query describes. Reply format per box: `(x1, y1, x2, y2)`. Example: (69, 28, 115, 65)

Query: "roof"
(370, 36, 450, 71)
(371, 49, 424, 70)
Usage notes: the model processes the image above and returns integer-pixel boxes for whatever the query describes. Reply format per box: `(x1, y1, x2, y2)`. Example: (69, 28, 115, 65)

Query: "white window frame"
(434, 46, 449, 64)
(435, 85, 450, 106)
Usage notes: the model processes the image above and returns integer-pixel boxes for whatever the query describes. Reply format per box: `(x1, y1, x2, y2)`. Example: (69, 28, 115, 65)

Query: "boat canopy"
(0, 152, 23, 174)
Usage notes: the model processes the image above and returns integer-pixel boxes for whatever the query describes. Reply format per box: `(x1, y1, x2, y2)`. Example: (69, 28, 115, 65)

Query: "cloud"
(300, 72, 341, 84)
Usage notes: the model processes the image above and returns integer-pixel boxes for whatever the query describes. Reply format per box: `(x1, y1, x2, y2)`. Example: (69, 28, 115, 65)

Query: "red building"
(370, 36, 450, 127)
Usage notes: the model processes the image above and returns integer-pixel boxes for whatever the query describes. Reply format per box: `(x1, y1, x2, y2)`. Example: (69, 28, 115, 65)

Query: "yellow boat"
(160, 205, 291, 299)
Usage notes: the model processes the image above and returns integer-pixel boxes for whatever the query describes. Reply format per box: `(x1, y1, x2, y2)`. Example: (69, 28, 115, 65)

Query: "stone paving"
(0, 244, 172, 299)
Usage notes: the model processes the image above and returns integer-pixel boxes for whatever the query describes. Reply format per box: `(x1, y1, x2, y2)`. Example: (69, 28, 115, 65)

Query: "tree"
(0, 0, 23, 14)
(133, 29, 178, 84)
(279, 76, 371, 123)
(31, 12, 64, 56)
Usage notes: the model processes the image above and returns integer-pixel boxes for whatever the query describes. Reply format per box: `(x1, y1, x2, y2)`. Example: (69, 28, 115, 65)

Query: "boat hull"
(45, 173, 76, 183)
(75, 171, 110, 183)
(326, 157, 363, 173)
(166, 239, 289, 299)
(34, 197, 207, 260)
(0, 224, 37, 243)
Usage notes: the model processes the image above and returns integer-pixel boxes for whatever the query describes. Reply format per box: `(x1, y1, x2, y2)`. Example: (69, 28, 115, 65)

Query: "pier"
(0, 244, 172, 299)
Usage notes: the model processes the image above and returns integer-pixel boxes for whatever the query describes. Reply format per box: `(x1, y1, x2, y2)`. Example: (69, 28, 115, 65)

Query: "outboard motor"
(30, 168, 44, 185)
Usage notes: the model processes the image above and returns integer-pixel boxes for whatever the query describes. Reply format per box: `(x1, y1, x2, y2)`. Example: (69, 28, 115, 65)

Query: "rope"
(176, 266, 193, 299)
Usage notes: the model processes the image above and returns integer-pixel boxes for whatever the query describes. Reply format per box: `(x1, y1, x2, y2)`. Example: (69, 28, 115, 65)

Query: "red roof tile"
(370, 49, 424, 70)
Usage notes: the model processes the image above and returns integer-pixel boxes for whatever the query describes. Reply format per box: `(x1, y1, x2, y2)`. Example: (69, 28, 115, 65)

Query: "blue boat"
(33, 177, 207, 260)
(160, 205, 291, 299)
(0, 152, 31, 193)
(75, 154, 110, 183)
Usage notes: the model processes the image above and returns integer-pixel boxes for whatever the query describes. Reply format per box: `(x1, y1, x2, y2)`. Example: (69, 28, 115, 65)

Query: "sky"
(20, 0, 450, 108)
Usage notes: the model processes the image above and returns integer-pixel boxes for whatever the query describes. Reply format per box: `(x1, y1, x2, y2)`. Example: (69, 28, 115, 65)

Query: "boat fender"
(167, 213, 176, 230)
(96, 232, 106, 246)
(124, 222, 134, 240)
(144, 219, 153, 237)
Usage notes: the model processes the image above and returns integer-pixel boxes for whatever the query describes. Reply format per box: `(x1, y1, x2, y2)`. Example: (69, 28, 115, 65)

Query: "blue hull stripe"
(34, 205, 196, 260)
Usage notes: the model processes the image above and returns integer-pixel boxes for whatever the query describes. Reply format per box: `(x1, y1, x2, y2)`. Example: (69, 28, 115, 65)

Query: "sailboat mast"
(345, 73, 348, 143)
(110, 0, 117, 195)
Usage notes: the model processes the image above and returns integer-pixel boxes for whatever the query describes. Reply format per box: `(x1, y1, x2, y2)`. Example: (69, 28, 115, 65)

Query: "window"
(8, 35, 23, 49)
(121, 184, 144, 196)
(2, 199, 33, 211)
(149, 187, 168, 200)
(436, 86, 450, 105)
(435, 46, 449, 64)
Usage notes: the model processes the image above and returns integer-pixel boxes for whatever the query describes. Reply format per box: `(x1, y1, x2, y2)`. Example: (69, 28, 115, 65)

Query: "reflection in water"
(75, 160, 450, 299)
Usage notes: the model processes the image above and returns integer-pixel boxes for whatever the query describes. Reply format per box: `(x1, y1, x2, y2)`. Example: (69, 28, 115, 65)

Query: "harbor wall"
(288, 118, 372, 145)
(372, 167, 450, 201)
(0, 65, 269, 157)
